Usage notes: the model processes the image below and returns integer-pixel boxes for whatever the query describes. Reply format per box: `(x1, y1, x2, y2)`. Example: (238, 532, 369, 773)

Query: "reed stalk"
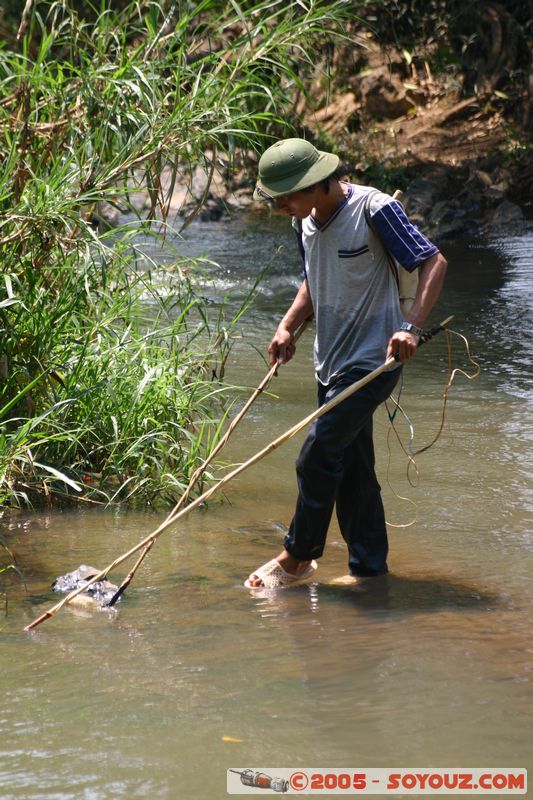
(0, 0, 359, 507)
(106, 317, 312, 604)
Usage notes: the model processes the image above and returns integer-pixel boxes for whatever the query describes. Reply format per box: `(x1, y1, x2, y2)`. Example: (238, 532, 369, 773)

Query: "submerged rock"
(52, 564, 119, 607)
(490, 199, 524, 225)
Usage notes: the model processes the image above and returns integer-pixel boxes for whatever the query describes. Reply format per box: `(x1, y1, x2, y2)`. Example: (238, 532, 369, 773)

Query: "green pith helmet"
(254, 138, 339, 201)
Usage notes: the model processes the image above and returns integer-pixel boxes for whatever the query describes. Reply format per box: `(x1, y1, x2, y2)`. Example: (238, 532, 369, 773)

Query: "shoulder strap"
(364, 190, 400, 291)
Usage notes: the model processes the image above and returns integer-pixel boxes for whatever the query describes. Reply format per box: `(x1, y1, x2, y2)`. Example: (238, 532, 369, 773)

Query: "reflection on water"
(1, 226, 532, 799)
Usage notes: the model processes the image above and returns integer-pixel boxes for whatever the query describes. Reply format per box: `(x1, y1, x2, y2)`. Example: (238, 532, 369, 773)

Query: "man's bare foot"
(246, 549, 313, 588)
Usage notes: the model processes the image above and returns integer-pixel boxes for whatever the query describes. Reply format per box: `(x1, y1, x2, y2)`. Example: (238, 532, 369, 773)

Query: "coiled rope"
(384, 326, 481, 528)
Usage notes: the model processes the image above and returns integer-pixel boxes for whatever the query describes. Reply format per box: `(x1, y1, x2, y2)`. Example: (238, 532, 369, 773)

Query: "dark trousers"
(284, 366, 401, 576)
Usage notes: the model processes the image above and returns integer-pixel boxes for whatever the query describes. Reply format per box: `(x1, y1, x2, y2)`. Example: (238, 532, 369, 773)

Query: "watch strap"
(400, 321, 423, 337)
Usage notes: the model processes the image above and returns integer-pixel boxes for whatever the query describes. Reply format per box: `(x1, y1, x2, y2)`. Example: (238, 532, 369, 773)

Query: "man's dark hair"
(303, 170, 341, 195)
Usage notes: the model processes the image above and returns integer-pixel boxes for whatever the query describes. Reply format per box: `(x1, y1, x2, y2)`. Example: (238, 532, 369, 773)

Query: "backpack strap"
(364, 190, 400, 292)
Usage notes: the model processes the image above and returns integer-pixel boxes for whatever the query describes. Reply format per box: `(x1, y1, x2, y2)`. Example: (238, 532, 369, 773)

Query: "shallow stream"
(1, 215, 532, 799)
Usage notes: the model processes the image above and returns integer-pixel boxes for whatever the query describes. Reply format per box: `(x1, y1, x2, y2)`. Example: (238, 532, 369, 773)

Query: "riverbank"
(170, 131, 532, 246)
(149, 135, 533, 243)
(140, 27, 533, 241)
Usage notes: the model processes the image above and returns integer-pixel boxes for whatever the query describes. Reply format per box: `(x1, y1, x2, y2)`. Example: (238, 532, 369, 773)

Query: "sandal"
(244, 558, 317, 589)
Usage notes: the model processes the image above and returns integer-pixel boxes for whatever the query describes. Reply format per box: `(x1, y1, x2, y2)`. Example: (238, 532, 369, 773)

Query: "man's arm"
(269, 280, 314, 366)
(387, 251, 448, 363)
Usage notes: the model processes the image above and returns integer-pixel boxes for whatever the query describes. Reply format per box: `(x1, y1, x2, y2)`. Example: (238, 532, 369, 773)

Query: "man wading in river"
(245, 138, 447, 588)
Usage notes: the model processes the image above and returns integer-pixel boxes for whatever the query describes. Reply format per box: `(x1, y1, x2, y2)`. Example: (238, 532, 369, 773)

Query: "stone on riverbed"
(52, 564, 119, 607)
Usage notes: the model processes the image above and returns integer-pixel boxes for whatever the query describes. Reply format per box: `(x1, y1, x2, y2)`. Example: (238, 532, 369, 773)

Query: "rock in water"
(52, 564, 119, 607)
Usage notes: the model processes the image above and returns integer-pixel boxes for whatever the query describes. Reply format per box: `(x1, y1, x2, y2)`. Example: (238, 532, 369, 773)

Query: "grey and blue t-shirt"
(294, 183, 438, 385)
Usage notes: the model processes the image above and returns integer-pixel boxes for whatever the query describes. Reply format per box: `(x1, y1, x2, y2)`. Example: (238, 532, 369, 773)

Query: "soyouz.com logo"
(227, 768, 527, 794)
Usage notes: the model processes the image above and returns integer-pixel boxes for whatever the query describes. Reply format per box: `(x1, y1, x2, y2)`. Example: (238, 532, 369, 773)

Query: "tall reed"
(0, 0, 359, 507)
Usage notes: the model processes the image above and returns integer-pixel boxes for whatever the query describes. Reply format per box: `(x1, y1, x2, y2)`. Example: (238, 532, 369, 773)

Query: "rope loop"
(385, 325, 480, 528)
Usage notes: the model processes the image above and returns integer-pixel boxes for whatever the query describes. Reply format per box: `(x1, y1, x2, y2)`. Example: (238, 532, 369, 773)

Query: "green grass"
(0, 0, 361, 508)
(0, 239, 246, 507)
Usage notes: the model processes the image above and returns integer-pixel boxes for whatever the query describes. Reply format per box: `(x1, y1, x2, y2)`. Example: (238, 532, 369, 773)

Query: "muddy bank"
(99, 148, 531, 243)
(169, 22, 532, 240)
(113, 152, 531, 244)
(98, 19, 532, 241)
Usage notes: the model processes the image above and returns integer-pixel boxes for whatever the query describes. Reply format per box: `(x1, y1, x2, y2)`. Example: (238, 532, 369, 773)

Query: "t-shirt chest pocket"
(336, 240, 376, 295)
(337, 243, 372, 261)
(337, 242, 375, 283)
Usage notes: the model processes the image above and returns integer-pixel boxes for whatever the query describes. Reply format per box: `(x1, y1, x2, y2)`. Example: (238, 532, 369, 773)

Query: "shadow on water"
(317, 572, 503, 615)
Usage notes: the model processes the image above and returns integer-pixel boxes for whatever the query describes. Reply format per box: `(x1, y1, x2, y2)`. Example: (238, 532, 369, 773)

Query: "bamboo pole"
(105, 318, 311, 606)
(24, 316, 452, 631)
(171, 318, 312, 514)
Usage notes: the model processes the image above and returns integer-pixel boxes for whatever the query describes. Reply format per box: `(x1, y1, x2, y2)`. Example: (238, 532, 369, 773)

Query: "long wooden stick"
(22, 355, 393, 630)
(171, 317, 312, 514)
(105, 318, 311, 606)
(24, 316, 452, 631)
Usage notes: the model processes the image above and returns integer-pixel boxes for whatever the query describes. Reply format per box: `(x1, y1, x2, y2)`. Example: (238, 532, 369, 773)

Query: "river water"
(1, 214, 532, 799)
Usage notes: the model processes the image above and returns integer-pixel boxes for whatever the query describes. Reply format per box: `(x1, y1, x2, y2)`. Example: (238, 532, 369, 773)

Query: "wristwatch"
(400, 321, 423, 337)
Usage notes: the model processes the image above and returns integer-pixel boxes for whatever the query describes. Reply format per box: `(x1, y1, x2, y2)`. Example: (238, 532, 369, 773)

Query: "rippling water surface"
(1, 215, 532, 799)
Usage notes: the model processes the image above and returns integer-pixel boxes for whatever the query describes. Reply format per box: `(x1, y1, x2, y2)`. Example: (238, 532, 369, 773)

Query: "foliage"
(362, 0, 451, 48)
(352, 156, 420, 197)
(362, 0, 531, 101)
(0, 0, 359, 508)
(0, 238, 249, 508)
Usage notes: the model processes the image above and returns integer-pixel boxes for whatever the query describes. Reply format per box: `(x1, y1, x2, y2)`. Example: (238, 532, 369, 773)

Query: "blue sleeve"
(371, 200, 439, 272)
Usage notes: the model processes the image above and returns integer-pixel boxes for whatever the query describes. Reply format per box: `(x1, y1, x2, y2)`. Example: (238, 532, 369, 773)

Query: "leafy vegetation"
(0, 0, 359, 508)
(0, 240, 249, 508)
(364, 0, 531, 102)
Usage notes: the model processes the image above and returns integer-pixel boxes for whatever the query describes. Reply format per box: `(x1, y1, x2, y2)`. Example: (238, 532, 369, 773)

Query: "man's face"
(275, 185, 320, 219)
